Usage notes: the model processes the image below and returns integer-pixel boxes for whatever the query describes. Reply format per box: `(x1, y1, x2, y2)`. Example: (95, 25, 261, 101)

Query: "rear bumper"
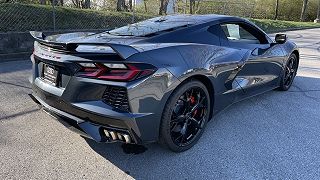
(30, 86, 157, 144)
(29, 51, 180, 145)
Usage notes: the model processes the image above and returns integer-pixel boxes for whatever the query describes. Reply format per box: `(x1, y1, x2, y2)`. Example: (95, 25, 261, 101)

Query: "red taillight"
(77, 63, 156, 81)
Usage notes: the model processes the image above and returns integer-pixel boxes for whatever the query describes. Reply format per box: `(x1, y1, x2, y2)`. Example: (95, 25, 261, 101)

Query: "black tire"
(159, 80, 211, 152)
(278, 53, 298, 91)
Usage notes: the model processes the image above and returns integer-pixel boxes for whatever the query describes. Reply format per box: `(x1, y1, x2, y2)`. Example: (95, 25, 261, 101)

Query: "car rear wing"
(30, 31, 139, 59)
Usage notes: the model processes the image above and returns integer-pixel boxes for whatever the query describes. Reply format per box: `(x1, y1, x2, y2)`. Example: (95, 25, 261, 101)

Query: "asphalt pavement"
(1, 28, 320, 179)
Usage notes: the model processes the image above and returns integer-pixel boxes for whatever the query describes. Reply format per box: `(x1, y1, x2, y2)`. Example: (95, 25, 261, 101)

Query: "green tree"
(301, 0, 309, 21)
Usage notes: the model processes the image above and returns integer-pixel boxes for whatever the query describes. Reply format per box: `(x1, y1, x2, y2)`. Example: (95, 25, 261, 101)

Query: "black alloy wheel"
(278, 53, 298, 91)
(160, 80, 211, 152)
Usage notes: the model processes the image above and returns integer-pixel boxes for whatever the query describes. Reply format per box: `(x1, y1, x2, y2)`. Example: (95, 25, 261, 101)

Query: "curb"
(265, 27, 320, 34)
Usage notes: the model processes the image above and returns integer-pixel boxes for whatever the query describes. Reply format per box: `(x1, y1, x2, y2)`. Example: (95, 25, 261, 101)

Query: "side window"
(221, 23, 261, 44)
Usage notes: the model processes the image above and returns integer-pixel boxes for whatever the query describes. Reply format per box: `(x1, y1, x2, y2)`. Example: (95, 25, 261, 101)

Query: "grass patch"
(250, 19, 320, 33)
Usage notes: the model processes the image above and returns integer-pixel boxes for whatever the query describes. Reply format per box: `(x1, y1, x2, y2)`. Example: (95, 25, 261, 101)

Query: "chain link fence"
(0, 0, 319, 33)
(0, 2, 151, 32)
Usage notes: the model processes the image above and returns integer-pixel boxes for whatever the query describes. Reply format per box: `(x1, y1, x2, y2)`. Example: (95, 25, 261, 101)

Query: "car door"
(219, 22, 285, 98)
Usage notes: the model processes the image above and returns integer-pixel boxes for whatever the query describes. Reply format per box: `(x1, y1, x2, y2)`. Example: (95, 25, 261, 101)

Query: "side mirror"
(275, 34, 287, 44)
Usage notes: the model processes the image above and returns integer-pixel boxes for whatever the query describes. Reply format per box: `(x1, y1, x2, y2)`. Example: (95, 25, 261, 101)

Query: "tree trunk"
(166, 0, 175, 14)
(129, 0, 133, 11)
(39, 0, 46, 4)
(72, 0, 81, 8)
(274, 0, 279, 20)
(159, 0, 169, 15)
(59, 0, 63, 6)
(144, 0, 148, 12)
(189, 0, 195, 14)
(83, 0, 90, 9)
(51, 0, 58, 6)
(117, 0, 126, 11)
(300, 0, 309, 21)
(194, 0, 200, 14)
(317, 0, 320, 20)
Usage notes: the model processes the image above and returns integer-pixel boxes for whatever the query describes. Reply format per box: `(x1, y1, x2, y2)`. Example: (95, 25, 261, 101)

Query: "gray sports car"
(29, 14, 299, 152)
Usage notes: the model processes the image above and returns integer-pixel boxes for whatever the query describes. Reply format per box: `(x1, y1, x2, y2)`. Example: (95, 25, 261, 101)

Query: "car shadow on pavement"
(0, 108, 39, 121)
(0, 60, 31, 74)
(0, 80, 31, 89)
(83, 75, 320, 179)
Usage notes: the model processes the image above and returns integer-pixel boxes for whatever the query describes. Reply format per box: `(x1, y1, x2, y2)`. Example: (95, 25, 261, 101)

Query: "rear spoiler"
(30, 31, 139, 59)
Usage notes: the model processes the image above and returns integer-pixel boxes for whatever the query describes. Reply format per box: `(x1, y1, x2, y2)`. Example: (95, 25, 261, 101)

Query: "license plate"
(43, 64, 58, 86)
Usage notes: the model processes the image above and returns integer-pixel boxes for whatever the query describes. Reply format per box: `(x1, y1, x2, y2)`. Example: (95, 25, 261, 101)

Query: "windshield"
(106, 17, 193, 36)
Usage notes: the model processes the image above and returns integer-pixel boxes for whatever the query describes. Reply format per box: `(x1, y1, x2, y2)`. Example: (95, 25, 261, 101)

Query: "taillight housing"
(76, 62, 157, 81)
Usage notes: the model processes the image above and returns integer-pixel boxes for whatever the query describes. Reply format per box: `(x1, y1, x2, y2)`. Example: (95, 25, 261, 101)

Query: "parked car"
(29, 14, 299, 152)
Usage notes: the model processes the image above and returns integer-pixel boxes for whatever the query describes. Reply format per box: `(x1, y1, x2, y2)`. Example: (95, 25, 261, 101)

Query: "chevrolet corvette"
(29, 14, 299, 152)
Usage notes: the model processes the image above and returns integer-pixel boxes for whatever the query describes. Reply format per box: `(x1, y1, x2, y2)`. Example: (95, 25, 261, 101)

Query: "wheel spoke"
(180, 122, 187, 135)
(288, 59, 294, 69)
(179, 122, 189, 144)
(189, 117, 202, 129)
(190, 97, 206, 114)
(180, 134, 186, 144)
(179, 94, 188, 103)
(171, 115, 186, 123)
(174, 134, 183, 142)
(171, 122, 182, 133)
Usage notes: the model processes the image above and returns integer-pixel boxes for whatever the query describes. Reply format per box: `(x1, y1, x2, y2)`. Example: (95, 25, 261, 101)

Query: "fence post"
(52, 1, 56, 32)
(222, 2, 227, 15)
(315, 0, 320, 23)
(132, 0, 136, 24)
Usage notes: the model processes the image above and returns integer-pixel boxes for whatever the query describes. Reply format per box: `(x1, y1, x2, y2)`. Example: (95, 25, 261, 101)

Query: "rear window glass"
(106, 17, 193, 36)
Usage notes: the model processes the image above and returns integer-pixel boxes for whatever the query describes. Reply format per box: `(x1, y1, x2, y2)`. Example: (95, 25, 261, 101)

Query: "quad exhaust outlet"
(103, 129, 131, 143)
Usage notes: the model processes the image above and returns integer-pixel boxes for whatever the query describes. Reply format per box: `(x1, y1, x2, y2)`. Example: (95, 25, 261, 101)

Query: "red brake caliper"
(190, 96, 198, 116)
